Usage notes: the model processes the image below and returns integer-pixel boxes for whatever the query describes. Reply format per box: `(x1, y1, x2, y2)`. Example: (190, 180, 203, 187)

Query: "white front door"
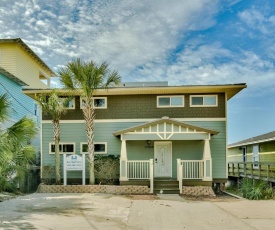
(154, 142, 172, 177)
(253, 145, 259, 168)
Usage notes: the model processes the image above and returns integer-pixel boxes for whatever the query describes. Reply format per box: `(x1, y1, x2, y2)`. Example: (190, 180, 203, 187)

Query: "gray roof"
(228, 131, 275, 148)
(0, 67, 28, 86)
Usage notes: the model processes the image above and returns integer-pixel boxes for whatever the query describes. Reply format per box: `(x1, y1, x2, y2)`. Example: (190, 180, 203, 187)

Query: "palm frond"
(0, 93, 11, 123)
(6, 117, 37, 145)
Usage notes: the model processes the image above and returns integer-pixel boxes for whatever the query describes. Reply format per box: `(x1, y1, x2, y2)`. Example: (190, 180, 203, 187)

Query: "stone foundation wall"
(37, 184, 150, 194)
(182, 186, 216, 197)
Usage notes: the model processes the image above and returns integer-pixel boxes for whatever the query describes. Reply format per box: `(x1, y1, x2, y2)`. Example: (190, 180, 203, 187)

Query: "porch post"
(120, 138, 128, 181)
(177, 159, 183, 194)
(149, 159, 154, 193)
(203, 139, 212, 181)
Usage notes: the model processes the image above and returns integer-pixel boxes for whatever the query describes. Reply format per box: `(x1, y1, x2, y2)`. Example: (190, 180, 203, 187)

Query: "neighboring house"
(24, 83, 246, 193)
(0, 38, 54, 89)
(0, 38, 55, 151)
(228, 131, 275, 183)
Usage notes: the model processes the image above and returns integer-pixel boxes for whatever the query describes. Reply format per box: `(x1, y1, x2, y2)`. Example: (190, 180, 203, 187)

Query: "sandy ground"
(0, 193, 274, 230)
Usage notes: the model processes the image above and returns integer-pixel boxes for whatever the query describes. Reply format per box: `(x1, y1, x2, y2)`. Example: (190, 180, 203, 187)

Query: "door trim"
(154, 141, 172, 177)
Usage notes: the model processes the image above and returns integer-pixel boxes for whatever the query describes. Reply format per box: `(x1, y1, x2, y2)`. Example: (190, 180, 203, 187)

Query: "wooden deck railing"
(228, 162, 275, 182)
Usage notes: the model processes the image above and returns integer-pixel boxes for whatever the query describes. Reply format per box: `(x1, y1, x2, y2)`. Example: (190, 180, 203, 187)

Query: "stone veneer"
(182, 186, 216, 197)
(37, 184, 150, 194)
(38, 184, 215, 196)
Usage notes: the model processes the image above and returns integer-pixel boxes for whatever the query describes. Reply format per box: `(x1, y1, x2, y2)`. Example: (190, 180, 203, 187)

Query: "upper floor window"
(60, 97, 75, 109)
(49, 142, 75, 154)
(157, 96, 184, 108)
(81, 142, 107, 154)
(80, 97, 107, 109)
(190, 95, 218, 107)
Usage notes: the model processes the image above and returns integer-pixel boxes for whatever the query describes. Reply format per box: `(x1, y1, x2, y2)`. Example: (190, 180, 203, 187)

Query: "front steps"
(154, 179, 179, 194)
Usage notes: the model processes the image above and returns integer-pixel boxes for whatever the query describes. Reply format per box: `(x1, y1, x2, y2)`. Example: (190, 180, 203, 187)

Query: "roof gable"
(113, 117, 219, 139)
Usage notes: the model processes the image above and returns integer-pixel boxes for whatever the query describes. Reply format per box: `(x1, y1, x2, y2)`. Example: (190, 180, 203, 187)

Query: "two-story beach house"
(24, 83, 246, 193)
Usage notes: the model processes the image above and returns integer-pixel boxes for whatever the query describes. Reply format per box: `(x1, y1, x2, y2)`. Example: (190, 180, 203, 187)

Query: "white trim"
(40, 111, 43, 178)
(49, 142, 75, 154)
(80, 97, 107, 109)
(154, 141, 172, 177)
(80, 142, 107, 154)
(42, 117, 227, 124)
(190, 95, 218, 107)
(225, 93, 228, 178)
(157, 95, 185, 108)
(229, 137, 275, 148)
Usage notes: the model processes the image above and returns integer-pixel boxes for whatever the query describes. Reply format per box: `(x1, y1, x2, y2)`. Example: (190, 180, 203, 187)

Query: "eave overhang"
(23, 83, 247, 100)
(0, 67, 28, 86)
(0, 38, 55, 77)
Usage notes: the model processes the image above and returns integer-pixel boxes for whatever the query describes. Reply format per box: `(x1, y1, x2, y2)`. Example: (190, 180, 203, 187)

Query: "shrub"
(94, 155, 120, 185)
(239, 178, 274, 200)
(41, 165, 55, 185)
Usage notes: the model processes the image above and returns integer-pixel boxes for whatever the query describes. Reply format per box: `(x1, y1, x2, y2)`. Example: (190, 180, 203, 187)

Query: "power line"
(0, 82, 38, 117)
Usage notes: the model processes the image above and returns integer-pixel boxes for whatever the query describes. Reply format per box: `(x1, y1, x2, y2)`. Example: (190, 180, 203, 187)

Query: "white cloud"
(0, 0, 274, 97)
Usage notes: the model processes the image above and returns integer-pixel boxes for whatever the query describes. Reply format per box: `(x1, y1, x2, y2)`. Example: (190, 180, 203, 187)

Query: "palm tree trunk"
(83, 100, 96, 184)
(53, 120, 61, 184)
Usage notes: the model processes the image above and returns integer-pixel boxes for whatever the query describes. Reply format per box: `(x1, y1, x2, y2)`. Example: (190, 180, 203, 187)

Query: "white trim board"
(42, 118, 226, 124)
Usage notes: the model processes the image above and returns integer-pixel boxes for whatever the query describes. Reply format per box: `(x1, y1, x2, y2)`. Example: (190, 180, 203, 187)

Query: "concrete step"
(154, 189, 180, 194)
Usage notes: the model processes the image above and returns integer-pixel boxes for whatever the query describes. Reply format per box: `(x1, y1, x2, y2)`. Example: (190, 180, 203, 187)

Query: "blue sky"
(1, 0, 275, 143)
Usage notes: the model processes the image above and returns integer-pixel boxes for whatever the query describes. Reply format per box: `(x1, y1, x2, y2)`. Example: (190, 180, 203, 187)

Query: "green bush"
(94, 155, 120, 185)
(240, 178, 274, 200)
(41, 165, 55, 185)
(0, 175, 17, 193)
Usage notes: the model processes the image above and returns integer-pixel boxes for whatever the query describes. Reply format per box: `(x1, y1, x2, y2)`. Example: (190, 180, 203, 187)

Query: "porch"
(120, 158, 212, 194)
(114, 117, 218, 194)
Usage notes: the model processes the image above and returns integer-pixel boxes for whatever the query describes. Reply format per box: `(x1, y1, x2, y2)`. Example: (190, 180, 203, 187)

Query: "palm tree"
(36, 90, 70, 184)
(0, 93, 37, 191)
(59, 58, 121, 184)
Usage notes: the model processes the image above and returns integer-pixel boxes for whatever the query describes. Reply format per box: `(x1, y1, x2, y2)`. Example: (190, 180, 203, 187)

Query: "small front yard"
(226, 178, 275, 200)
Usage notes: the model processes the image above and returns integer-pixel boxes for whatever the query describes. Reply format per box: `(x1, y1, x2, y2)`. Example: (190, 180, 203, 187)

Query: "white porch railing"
(125, 159, 154, 193)
(127, 160, 150, 179)
(181, 160, 204, 179)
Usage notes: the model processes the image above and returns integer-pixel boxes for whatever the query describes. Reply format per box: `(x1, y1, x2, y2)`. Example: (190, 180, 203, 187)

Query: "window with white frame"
(59, 97, 75, 109)
(80, 97, 107, 109)
(49, 143, 75, 154)
(81, 142, 107, 154)
(157, 96, 184, 108)
(190, 95, 218, 107)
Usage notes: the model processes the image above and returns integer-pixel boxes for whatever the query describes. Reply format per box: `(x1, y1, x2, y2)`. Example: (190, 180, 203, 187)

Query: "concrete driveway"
(0, 193, 274, 230)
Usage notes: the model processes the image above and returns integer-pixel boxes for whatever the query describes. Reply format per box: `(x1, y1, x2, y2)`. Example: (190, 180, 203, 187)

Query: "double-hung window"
(49, 143, 75, 154)
(80, 97, 107, 109)
(81, 142, 107, 154)
(157, 96, 184, 108)
(190, 95, 217, 107)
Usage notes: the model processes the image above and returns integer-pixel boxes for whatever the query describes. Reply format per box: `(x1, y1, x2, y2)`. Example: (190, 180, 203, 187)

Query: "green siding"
(42, 120, 226, 180)
(43, 93, 226, 120)
(188, 121, 226, 179)
(228, 140, 275, 163)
